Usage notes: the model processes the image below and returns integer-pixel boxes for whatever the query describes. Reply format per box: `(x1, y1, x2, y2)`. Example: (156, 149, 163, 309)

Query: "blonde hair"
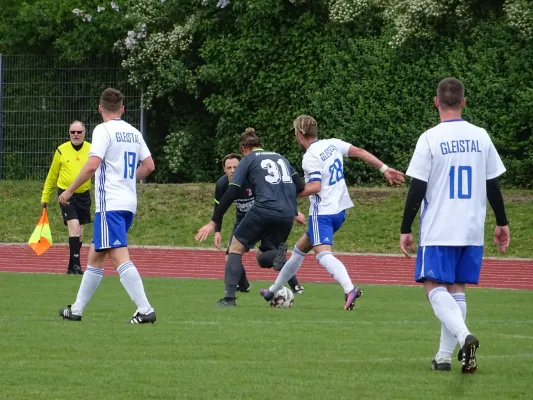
(293, 115, 318, 138)
(239, 127, 262, 148)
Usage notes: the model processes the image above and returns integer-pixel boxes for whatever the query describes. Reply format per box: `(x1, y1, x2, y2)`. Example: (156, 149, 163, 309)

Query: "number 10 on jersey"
(123, 151, 137, 179)
(449, 166, 472, 199)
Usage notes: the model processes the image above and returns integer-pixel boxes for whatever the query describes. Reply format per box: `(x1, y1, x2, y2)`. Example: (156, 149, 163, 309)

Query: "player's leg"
(106, 211, 155, 323)
(219, 211, 261, 306)
(59, 210, 108, 320)
(453, 246, 483, 373)
(108, 246, 155, 323)
(229, 218, 251, 293)
(260, 234, 311, 301)
(418, 246, 474, 371)
(256, 245, 303, 293)
(59, 244, 107, 321)
(433, 281, 467, 371)
(219, 237, 247, 306)
(311, 212, 361, 310)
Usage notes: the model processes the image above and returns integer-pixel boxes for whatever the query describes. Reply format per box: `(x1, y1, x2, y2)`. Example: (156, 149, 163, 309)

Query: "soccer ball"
(270, 287, 294, 308)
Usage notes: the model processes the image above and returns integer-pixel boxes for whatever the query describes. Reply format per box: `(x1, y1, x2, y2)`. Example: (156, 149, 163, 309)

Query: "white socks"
(429, 288, 470, 351)
(435, 292, 467, 363)
(317, 251, 354, 294)
(269, 246, 306, 293)
(71, 266, 104, 315)
(453, 292, 467, 319)
(118, 261, 152, 314)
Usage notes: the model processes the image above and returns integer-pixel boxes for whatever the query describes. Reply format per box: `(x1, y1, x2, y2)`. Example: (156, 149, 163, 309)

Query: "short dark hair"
(222, 153, 242, 167)
(100, 88, 124, 113)
(239, 127, 262, 149)
(437, 78, 464, 110)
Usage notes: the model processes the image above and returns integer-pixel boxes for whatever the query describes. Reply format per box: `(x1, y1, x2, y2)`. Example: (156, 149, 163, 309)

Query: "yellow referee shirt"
(41, 141, 92, 203)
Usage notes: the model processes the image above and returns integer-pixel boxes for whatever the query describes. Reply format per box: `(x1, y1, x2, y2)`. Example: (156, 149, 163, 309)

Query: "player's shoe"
(431, 360, 451, 371)
(458, 334, 479, 373)
(260, 289, 275, 302)
(272, 243, 287, 271)
(58, 305, 82, 321)
(344, 286, 363, 310)
(236, 283, 251, 293)
(291, 284, 304, 294)
(130, 308, 156, 324)
(216, 298, 236, 307)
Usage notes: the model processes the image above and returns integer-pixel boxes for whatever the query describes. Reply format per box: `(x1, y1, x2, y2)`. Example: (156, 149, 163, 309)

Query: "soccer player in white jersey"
(400, 77, 510, 373)
(57, 88, 157, 324)
(260, 115, 405, 309)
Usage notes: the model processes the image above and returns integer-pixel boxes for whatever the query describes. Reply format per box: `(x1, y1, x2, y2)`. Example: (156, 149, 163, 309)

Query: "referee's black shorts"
(58, 188, 92, 225)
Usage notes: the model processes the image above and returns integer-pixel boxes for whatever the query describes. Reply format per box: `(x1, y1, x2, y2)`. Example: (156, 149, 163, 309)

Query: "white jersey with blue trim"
(89, 119, 151, 213)
(302, 138, 354, 216)
(406, 119, 506, 246)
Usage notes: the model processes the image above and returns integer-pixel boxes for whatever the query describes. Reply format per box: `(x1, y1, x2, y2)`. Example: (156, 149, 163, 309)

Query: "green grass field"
(0, 274, 532, 399)
(2, 180, 533, 257)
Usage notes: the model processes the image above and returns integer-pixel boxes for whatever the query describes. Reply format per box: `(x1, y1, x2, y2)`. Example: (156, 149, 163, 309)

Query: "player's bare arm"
(347, 145, 405, 185)
(136, 156, 155, 180)
(297, 181, 321, 198)
(58, 156, 102, 205)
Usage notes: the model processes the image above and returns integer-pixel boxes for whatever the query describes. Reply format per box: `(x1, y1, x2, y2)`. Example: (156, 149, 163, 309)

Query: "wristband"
(379, 164, 388, 174)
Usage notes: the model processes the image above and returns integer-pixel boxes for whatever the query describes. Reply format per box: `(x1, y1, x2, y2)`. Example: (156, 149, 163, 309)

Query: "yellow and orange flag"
(28, 209, 53, 256)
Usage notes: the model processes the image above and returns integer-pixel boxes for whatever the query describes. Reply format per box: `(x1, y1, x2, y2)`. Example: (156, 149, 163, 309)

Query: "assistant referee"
(41, 120, 91, 275)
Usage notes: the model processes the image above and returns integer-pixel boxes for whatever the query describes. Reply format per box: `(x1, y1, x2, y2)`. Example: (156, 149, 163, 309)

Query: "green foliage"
(1, 0, 533, 185)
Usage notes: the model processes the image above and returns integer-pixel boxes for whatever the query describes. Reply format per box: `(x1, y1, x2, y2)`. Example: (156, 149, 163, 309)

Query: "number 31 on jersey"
(261, 159, 293, 184)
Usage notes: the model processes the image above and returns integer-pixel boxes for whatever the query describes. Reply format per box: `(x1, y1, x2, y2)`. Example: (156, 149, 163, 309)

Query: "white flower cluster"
(198, 0, 231, 7)
(383, 0, 470, 47)
(120, 12, 198, 107)
(329, 0, 373, 24)
(216, 0, 231, 8)
(72, 8, 92, 23)
(504, 0, 533, 40)
(164, 131, 189, 173)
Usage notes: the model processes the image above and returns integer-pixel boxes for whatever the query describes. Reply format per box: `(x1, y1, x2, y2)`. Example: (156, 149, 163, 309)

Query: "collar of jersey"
(309, 140, 320, 146)
(252, 148, 264, 152)
(442, 118, 464, 123)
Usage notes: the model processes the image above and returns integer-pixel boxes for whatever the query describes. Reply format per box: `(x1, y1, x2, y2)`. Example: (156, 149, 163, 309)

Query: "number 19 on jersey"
(123, 151, 137, 179)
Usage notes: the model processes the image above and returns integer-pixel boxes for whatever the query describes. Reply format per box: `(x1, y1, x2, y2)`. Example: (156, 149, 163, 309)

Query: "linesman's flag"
(28, 209, 53, 256)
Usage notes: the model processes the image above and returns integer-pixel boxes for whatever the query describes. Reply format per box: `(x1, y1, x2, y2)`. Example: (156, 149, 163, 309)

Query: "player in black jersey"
(196, 128, 306, 306)
(211, 152, 304, 294)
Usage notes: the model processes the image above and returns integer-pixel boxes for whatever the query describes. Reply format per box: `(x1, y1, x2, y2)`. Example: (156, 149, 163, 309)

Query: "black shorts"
(232, 208, 293, 253)
(226, 215, 257, 255)
(58, 189, 92, 225)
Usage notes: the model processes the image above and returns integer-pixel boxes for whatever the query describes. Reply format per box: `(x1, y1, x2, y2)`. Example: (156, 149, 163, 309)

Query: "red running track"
(1, 244, 532, 290)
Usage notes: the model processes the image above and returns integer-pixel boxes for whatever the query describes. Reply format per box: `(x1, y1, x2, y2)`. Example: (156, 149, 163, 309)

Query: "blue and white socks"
(429, 287, 470, 362)
(435, 292, 467, 363)
(71, 266, 104, 315)
(118, 261, 152, 315)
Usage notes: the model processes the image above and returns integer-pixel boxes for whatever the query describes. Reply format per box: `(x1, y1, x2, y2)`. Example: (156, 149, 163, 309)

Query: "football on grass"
(270, 287, 294, 308)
